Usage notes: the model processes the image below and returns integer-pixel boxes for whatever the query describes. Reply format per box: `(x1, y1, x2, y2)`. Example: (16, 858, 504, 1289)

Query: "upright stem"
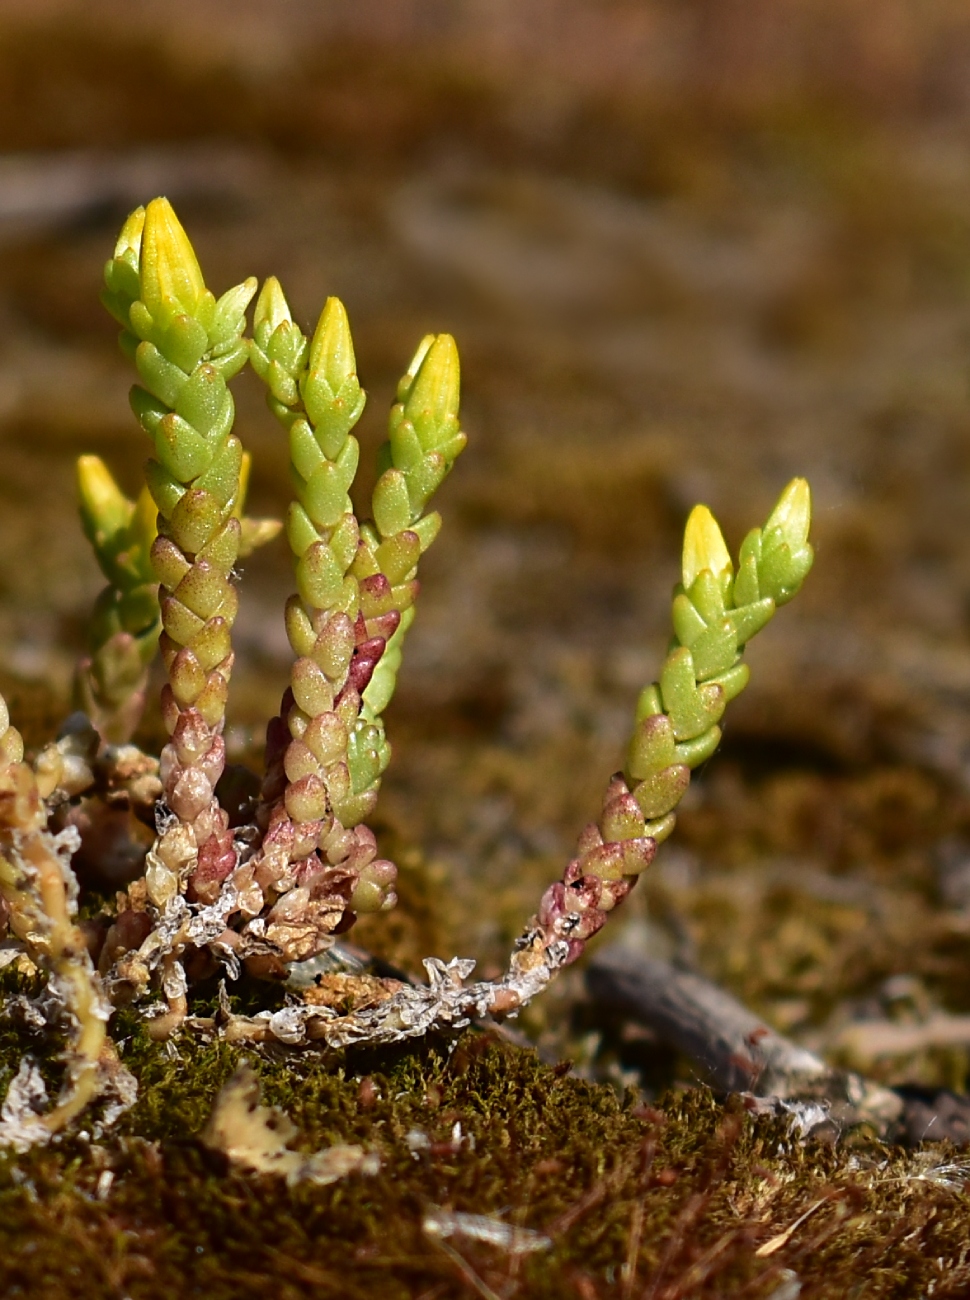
(102, 197, 256, 1026)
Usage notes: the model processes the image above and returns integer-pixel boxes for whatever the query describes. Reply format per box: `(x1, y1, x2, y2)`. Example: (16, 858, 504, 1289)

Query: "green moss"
(0, 986, 967, 1299)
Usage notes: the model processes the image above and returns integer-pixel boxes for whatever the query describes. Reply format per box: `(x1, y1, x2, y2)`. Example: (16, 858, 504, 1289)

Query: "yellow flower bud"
(253, 276, 293, 336)
(682, 505, 732, 591)
(308, 296, 357, 393)
(139, 197, 206, 318)
(130, 484, 159, 559)
(405, 334, 460, 430)
(77, 455, 132, 542)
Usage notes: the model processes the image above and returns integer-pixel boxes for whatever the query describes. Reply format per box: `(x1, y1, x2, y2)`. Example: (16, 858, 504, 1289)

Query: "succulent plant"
(0, 198, 813, 1139)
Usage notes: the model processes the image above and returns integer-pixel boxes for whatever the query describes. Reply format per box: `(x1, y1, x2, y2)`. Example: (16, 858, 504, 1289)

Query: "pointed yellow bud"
(77, 455, 132, 542)
(405, 334, 460, 427)
(682, 505, 732, 591)
(254, 276, 293, 336)
(308, 296, 357, 392)
(114, 206, 145, 262)
(139, 197, 206, 317)
(764, 478, 811, 549)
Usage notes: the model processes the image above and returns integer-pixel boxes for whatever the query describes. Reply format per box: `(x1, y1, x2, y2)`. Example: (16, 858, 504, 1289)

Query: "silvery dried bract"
(423, 1208, 552, 1255)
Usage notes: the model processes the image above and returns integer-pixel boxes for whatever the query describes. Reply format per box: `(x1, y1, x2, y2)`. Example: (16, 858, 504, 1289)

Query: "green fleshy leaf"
(206, 340, 249, 380)
(268, 322, 307, 373)
(156, 312, 209, 374)
(627, 712, 677, 782)
(402, 452, 448, 518)
(297, 542, 344, 610)
(127, 299, 156, 343)
(673, 726, 722, 768)
(169, 488, 223, 554)
(289, 419, 326, 483)
(388, 418, 425, 472)
(643, 812, 677, 843)
(375, 530, 421, 584)
(412, 511, 442, 553)
(130, 385, 167, 437)
(632, 764, 691, 820)
(373, 469, 412, 539)
(198, 518, 241, 572)
(135, 341, 186, 408)
(689, 618, 738, 681)
(727, 598, 775, 646)
(733, 530, 762, 605)
(175, 365, 232, 439)
(193, 437, 243, 509)
(117, 585, 160, 636)
(634, 683, 663, 722)
(154, 413, 212, 482)
(660, 647, 725, 741)
(686, 569, 726, 626)
(104, 256, 140, 306)
(302, 463, 353, 531)
(671, 592, 708, 647)
(208, 277, 257, 349)
(286, 503, 321, 558)
(705, 662, 749, 702)
(268, 358, 300, 407)
(144, 459, 187, 517)
(328, 513, 360, 572)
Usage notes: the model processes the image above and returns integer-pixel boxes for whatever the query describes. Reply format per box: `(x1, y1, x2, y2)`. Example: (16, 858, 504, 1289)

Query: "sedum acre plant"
(0, 198, 813, 1144)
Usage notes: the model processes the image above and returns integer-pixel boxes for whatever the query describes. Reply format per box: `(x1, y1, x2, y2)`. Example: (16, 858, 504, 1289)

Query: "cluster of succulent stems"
(0, 198, 813, 1138)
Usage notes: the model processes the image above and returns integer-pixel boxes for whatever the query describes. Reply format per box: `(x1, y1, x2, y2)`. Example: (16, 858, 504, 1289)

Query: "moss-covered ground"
(5, 5, 970, 1294)
(1, 1003, 969, 1300)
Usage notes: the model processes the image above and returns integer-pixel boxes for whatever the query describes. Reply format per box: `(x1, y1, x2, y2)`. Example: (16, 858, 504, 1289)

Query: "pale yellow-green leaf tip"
(308, 296, 357, 392)
(765, 477, 812, 549)
(77, 455, 131, 538)
(139, 196, 206, 317)
(396, 333, 435, 403)
(682, 504, 732, 590)
(254, 276, 293, 337)
(113, 206, 145, 263)
(131, 484, 159, 555)
(234, 450, 253, 521)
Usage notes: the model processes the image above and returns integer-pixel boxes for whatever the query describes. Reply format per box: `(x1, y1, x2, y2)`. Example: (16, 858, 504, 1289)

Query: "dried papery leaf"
(201, 1065, 378, 1187)
(0, 699, 134, 1146)
(0, 1060, 51, 1152)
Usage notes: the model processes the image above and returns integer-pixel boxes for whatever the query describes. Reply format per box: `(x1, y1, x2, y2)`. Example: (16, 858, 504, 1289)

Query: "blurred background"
(4, 0, 970, 1089)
